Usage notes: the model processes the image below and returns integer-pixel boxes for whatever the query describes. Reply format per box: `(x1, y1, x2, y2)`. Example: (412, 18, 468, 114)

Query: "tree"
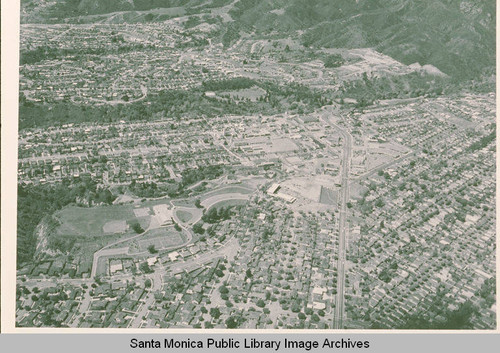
(291, 303, 301, 313)
(139, 262, 153, 274)
(131, 222, 144, 234)
(173, 222, 182, 231)
(375, 198, 385, 208)
(256, 299, 266, 308)
(323, 54, 344, 68)
(225, 316, 240, 329)
(193, 223, 205, 234)
(148, 245, 158, 254)
(195, 199, 203, 208)
(245, 269, 253, 279)
(210, 307, 221, 319)
(145, 279, 152, 288)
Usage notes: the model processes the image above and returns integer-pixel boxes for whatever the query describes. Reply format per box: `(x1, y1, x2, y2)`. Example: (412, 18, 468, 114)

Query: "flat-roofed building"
(267, 183, 281, 195)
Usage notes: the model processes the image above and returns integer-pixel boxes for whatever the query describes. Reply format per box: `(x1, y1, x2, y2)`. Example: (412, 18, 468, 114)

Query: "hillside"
(21, 0, 495, 81)
(228, 0, 495, 80)
(21, 0, 233, 22)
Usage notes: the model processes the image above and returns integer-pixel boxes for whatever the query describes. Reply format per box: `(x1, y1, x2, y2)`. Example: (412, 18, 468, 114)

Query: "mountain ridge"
(21, 0, 496, 81)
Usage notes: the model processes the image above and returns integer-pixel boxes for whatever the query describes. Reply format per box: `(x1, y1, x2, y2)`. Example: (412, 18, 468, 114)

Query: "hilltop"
(21, 0, 495, 81)
(228, 0, 495, 81)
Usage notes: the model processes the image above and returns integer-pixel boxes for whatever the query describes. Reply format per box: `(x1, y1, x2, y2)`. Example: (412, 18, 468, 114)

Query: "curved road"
(91, 193, 250, 278)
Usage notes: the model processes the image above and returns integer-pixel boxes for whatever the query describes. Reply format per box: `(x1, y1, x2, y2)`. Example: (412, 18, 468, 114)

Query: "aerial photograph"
(15, 0, 495, 329)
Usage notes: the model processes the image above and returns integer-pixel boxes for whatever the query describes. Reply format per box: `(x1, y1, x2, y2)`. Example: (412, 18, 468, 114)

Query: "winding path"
(91, 192, 250, 278)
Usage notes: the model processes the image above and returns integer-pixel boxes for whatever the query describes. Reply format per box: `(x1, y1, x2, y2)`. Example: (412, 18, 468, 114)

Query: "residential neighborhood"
(15, 1, 496, 330)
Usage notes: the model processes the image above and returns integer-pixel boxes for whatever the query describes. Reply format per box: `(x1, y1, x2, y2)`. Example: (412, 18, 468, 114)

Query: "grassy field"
(54, 204, 150, 237)
(53, 185, 251, 241)
(96, 257, 108, 277)
(176, 209, 194, 223)
(207, 198, 247, 210)
(171, 200, 195, 207)
(319, 186, 337, 205)
(172, 185, 253, 207)
(130, 227, 186, 254)
(201, 185, 253, 199)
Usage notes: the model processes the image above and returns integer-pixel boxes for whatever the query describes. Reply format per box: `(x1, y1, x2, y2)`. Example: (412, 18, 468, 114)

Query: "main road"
(322, 111, 352, 329)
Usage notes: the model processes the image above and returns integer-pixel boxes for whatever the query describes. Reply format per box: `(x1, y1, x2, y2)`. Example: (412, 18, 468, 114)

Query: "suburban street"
(129, 237, 240, 328)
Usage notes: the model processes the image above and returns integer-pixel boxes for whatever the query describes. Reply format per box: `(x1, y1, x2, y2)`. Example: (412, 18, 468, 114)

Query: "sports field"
(205, 198, 247, 210)
(200, 185, 253, 199)
(130, 228, 186, 254)
(54, 204, 150, 237)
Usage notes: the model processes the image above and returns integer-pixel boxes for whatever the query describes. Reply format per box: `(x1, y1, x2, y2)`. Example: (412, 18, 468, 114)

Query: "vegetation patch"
(176, 210, 194, 223)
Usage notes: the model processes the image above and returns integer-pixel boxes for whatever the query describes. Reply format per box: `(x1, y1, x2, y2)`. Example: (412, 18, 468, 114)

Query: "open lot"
(365, 153, 394, 171)
(207, 198, 247, 210)
(219, 86, 266, 102)
(103, 220, 128, 234)
(130, 227, 186, 254)
(201, 193, 250, 209)
(201, 185, 253, 198)
(133, 207, 150, 217)
(176, 209, 194, 223)
(54, 204, 149, 237)
(319, 186, 338, 205)
(281, 177, 322, 202)
(263, 138, 298, 153)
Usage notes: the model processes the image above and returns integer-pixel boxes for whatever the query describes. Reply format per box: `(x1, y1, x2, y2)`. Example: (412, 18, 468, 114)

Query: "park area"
(129, 227, 187, 254)
(176, 209, 194, 223)
(53, 204, 150, 237)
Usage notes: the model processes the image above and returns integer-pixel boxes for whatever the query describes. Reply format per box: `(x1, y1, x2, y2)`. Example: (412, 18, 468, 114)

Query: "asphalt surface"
(323, 112, 352, 329)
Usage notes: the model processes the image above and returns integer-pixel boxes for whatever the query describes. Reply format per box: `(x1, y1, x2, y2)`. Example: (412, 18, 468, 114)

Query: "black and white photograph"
(2, 0, 497, 334)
